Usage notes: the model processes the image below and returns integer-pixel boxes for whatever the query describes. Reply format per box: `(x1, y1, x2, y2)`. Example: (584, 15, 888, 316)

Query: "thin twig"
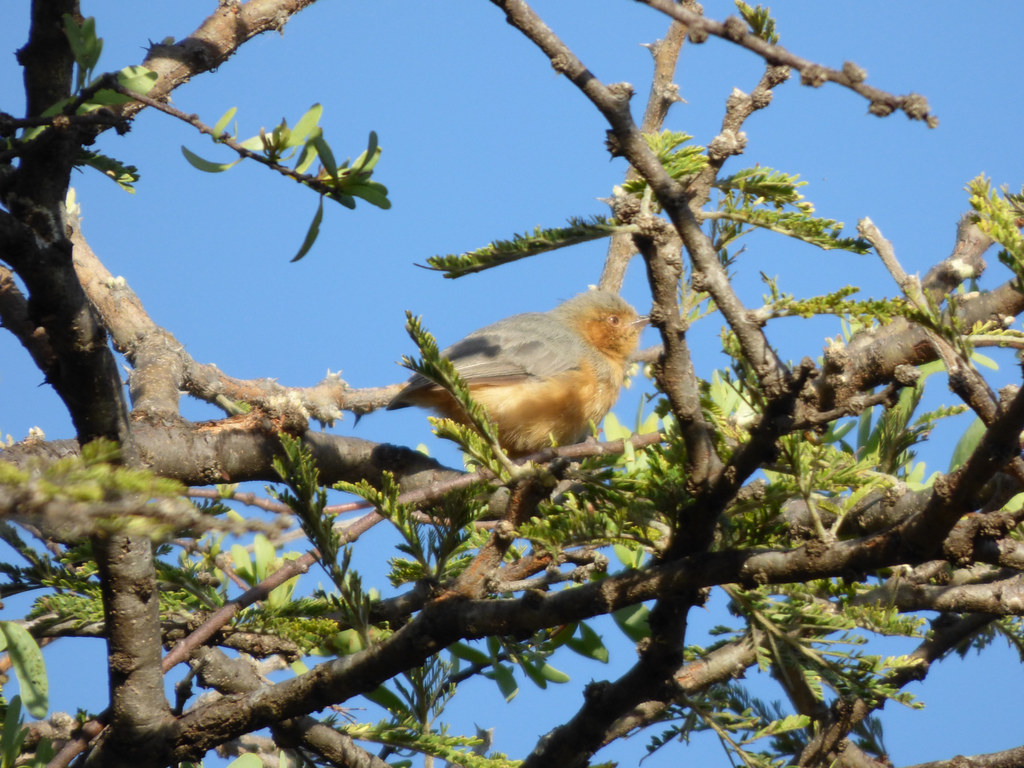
(638, 0, 938, 127)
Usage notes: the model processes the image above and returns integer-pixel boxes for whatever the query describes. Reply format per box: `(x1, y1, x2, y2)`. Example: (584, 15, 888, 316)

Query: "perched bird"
(388, 290, 646, 457)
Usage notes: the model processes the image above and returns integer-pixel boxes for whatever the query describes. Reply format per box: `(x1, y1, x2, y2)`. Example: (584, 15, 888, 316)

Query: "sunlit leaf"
(180, 145, 241, 173)
(0, 622, 48, 718)
(291, 196, 325, 262)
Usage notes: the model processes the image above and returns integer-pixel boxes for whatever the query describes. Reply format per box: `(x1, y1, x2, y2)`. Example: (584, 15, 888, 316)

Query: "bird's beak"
(633, 315, 650, 328)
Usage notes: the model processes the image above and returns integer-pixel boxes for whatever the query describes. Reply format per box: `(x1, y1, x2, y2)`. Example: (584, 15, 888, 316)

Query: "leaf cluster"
(968, 174, 1024, 288)
(424, 216, 624, 278)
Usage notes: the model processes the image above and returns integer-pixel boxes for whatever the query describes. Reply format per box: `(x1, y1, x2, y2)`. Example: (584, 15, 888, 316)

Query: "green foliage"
(62, 14, 103, 93)
(735, 587, 924, 709)
(715, 167, 803, 208)
(0, 439, 187, 540)
(759, 276, 908, 325)
(649, 684, 809, 768)
(77, 150, 140, 192)
(712, 204, 870, 253)
(735, 1, 779, 44)
(424, 216, 624, 278)
(622, 131, 708, 196)
(388, 488, 487, 587)
(654, 583, 923, 767)
(338, 469, 488, 589)
(856, 360, 962, 485)
(358, 654, 520, 766)
(274, 435, 379, 642)
(704, 165, 872, 255)
(343, 720, 517, 768)
(182, 104, 389, 260)
(967, 175, 1024, 287)
(0, 697, 53, 768)
(0, 625, 47, 719)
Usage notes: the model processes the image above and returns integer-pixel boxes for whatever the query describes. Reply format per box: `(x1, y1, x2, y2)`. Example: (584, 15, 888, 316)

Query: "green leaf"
(226, 754, 264, 768)
(180, 145, 241, 173)
(448, 642, 490, 666)
(351, 131, 381, 174)
(116, 65, 158, 96)
(565, 622, 610, 663)
(751, 713, 810, 740)
(291, 196, 325, 262)
(239, 135, 264, 152)
(365, 685, 407, 715)
(425, 216, 623, 278)
(971, 351, 998, 370)
(537, 662, 570, 684)
(294, 133, 321, 175)
(734, 1, 779, 44)
(949, 418, 985, 471)
(612, 603, 651, 643)
(311, 134, 338, 180)
(0, 622, 48, 718)
(519, 658, 548, 689)
(1, 696, 27, 768)
(212, 107, 238, 140)
(288, 104, 323, 147)
(492, 664, 518, 701)
(62, 14, 102, 91)
(602, 412, 630, 442)
(78, 151, 140, 192)
(612, 543, 645, 570)
(345, 180, 391, 209)
(252, 533, 275, 581)
(229, 543, 254, 583)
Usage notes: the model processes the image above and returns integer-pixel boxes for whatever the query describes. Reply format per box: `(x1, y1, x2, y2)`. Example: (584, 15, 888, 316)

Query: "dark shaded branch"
(602, 634, 758, 744)
(522, 599, 690, 768)
(191, 647, 392, 768)
(164, 511, 1003, 760)
(91, 535, 173, 764)
(865, 573, 1024, 615)
(0, 264, 54, 372)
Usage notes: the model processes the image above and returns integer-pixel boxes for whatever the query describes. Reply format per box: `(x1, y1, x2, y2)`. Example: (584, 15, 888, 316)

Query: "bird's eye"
(607, 314, 621, 326)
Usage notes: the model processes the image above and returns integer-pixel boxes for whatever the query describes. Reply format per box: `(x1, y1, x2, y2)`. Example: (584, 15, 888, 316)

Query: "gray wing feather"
(389, 312, 583, 406)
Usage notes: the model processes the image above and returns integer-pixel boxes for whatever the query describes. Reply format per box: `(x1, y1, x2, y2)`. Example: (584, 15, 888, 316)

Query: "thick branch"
(903, 744, 1024, 768)
(90, 536, 173, 764)
(191, 647, 392, 768)
(163, 512, 1008, 759)
(115, 1, 320, 123)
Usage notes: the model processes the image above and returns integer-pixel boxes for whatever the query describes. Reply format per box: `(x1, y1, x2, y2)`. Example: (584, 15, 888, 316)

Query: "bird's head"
(552, 290, 647, 365)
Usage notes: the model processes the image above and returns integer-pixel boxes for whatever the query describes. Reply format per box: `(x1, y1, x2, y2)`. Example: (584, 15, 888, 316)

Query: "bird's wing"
(445, 314, 583, 381)
(388, 313, 583, 408)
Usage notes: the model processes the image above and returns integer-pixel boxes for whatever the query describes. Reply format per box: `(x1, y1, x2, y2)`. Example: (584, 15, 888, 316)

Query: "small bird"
(388, 290, 646, 457)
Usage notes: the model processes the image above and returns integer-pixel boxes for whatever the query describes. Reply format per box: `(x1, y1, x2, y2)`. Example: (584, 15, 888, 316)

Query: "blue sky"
(2, 2, 1024, 766)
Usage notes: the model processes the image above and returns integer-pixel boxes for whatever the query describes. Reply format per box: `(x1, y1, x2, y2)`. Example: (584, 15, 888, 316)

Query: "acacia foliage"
(1, 3, 1024, 768)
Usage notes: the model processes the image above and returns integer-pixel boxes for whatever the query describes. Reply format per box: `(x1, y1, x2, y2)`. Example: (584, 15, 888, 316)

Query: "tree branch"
(601, 13, 689, 292)
(637, 0, 938, 127)
(90, 535, 173, 764)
